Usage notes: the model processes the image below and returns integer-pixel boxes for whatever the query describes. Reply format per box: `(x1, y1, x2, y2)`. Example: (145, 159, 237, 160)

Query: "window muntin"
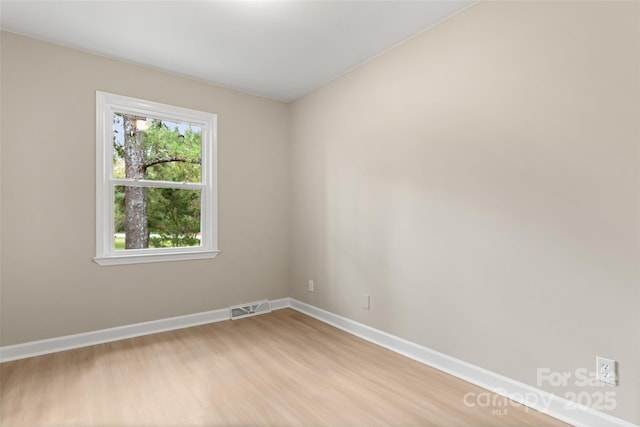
(95, 92, 218, 265)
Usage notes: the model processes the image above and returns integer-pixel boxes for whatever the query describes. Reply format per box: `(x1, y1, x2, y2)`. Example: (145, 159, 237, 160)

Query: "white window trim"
(94, 91, 219, 266)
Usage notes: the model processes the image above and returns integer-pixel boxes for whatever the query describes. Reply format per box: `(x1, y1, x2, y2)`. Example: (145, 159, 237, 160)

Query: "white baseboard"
(1, 297, 636, 427)
(288, 299, 638, 427)
(0, 298, 290, 362)
(269, 297, 290, 310)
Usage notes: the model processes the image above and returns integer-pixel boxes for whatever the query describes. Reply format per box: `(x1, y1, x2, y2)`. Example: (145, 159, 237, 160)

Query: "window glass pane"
(112, 113, 202, 183)
(114, 186, 202, 250)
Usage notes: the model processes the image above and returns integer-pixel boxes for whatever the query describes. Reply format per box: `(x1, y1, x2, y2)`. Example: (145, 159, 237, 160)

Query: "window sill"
(93, 250, 220, 266)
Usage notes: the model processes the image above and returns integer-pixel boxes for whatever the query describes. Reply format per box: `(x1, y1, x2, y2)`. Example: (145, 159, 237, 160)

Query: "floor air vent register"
(229, 300, 272, 320)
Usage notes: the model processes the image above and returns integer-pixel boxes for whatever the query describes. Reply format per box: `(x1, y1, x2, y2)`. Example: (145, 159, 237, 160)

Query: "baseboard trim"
(269, 297, 290, 310)
(0, 298, 290, 362)
(288, 299, 638, 427)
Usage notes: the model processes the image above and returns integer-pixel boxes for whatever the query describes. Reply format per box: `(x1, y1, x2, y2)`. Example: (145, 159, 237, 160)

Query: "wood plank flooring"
(1, 308, 569, 426)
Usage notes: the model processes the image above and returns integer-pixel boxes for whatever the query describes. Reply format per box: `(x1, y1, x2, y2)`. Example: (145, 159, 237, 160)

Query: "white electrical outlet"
(596, 356, 617, 385)
(361, 294, 370, 310)
(308, 280, 314, 292)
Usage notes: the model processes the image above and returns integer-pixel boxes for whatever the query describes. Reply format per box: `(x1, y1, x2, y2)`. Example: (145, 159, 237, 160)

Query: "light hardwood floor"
(1, 309, 569, 426)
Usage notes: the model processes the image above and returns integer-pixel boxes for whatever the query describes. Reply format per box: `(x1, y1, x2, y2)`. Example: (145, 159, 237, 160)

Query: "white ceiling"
(0, 0, 473, 101)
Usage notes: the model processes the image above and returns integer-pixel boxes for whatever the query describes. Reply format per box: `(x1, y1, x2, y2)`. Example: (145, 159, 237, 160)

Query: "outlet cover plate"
(596, 356, 617, 385)
(361, 294, 370, 310)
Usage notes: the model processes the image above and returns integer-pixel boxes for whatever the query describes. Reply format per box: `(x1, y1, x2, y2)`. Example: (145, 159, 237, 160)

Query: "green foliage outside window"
(113, 116, 202, 250)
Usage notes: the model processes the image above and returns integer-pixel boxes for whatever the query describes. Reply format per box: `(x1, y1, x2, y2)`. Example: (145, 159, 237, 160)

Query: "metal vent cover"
(229, 300, 272, 320)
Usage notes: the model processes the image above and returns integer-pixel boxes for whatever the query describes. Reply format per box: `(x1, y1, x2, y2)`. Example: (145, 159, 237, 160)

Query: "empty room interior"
(1, 1, 639, 426)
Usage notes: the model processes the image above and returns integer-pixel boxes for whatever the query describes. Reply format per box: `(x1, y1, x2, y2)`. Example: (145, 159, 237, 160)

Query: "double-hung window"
(94, 91, 218, 265)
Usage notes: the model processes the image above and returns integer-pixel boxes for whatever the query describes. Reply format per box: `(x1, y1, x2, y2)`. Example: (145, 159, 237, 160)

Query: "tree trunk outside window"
(122, 114, 148, 249)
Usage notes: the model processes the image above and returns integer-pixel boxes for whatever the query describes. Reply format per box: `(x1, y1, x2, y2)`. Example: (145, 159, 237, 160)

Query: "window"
(94, 91, 218, 265)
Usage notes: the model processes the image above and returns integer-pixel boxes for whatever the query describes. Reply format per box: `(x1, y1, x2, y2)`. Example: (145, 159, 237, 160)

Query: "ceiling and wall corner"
(0, 0, 474, 102)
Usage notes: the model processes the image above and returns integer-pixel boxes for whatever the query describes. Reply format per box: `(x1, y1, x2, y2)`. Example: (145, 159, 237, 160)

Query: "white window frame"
(94, 91, 218, 266)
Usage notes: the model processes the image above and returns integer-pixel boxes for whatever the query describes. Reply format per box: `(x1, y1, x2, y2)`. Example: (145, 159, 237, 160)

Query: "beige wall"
(0, 32, 290, 344)
(290, 1, 639, 423)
